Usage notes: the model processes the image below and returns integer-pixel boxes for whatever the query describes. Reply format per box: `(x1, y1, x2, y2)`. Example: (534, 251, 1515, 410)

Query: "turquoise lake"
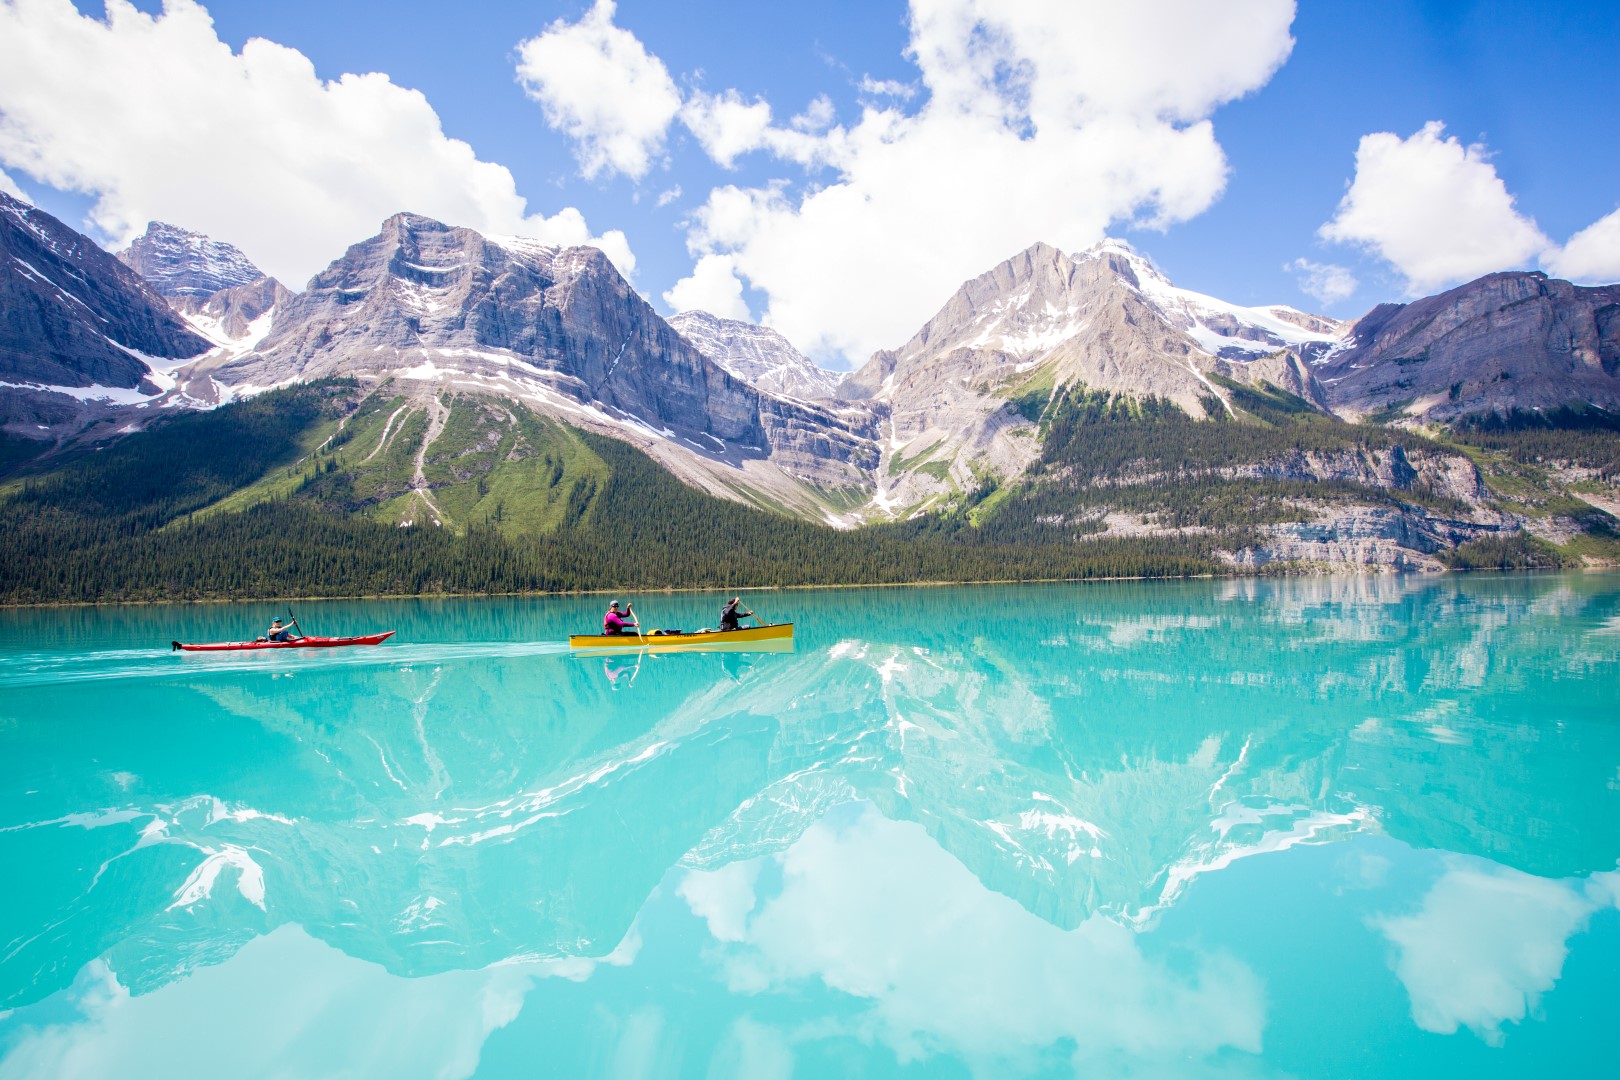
(1, 575, 1618, 1078)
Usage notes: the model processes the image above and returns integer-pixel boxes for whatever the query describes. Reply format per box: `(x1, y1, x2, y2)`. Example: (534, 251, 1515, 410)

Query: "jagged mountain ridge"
(177, 275, 294, 351)
(837, 239, 1339, 515)
(187, 212, 877, 516)
(2, 203, 1615, 572)
(116, 220, 265, 300)
(667, 309, 840, 400)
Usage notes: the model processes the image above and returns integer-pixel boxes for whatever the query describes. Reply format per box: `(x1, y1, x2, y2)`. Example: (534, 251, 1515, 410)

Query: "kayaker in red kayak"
(261, 616, 303, 644)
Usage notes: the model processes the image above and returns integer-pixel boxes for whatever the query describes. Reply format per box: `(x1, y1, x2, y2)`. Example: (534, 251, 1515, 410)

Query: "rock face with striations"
(837, 239, 1341, 514)
(116, 221, 265, 300)
(667, 310, 840, 399)
(1317, 271, 1620, 422)
(201, 212, 876, 508)
(0, 193, 210, 392)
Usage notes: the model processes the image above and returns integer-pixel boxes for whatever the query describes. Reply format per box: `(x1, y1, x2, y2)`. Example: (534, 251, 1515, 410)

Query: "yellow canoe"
(569, 622, 794, 649)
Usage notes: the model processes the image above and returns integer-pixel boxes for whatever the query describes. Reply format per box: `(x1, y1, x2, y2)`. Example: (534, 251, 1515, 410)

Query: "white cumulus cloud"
(683, 0, 1300, 363)
(858, 76, 916, 100)
(680, 89, 775, 170)
(1319, 122, 1550, 295)
(0, 0, 634, 288)
(0, 165, 29, 202)
(663, 252, 752, 321)
(514, 0, 682, 181)
(1544, 207, 1620, 284)
(515, 0, 1297, 363)
(1375, 860, 1620, 1046)
(1285, 257, 1358, 304)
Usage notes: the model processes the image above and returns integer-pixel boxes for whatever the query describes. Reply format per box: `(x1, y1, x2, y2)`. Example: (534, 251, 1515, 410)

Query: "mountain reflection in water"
(1, 575, 1617, 1077)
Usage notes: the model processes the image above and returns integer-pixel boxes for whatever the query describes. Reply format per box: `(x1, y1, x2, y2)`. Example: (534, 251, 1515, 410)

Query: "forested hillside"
(0, 383, 1225, 603)
(3, 374, 1615, 604)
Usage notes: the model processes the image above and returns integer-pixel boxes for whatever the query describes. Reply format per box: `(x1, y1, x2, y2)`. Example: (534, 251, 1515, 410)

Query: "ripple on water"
(0, 640, 573, 688)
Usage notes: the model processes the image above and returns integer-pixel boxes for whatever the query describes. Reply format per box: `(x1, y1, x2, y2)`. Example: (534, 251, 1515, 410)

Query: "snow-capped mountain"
(176, 276, 292, 352)
(110, 221, 296, 382)
(117, 221, 265, 300)
(837, 240, 1338, 516)
(188, 212, 876, 513)
(1079, 239, 1344, 361)
(1, 193, 211, 440)
(667, 309, 840, 400)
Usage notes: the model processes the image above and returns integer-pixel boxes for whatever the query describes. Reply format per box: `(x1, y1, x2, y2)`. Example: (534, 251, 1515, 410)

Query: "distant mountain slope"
(1087, 239, 1343, 361)
(188, 212, 876, 518)
(667, 309, 840, 399)
(0, 193, 210, 392)
(116, 220, 265, 299)
(1316, 271, 1620, 422)
(2, 202, 1615, 581)
(838, 240, 1337, 517)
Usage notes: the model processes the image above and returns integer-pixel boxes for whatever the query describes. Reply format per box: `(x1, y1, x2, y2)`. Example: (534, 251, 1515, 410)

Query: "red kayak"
(172, 631, 396, 652)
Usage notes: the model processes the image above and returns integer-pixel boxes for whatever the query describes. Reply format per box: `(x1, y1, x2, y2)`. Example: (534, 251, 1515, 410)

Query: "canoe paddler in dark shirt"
(602, 601, 638, 635)
(719, 596, 753, 632)
(264, 617, 300, 643)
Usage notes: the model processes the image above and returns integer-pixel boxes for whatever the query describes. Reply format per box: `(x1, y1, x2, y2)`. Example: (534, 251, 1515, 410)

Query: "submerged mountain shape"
(1317, 271, 1620, 422)
(0, 192, 210, 398)
(116, 221, 265, 299)
(667, 309, 840, 400)
(193, 212, 876, 514)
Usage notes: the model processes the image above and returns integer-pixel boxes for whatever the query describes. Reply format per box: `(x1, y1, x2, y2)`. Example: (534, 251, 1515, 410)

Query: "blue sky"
(3, 1, 1617, 368)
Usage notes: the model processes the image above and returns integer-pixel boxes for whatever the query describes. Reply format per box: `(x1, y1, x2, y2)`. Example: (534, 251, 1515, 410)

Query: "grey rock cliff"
(173, 275, 294, 346)
(0, 193, 210, 390)
(197, 213, 876, 508)
(117, 221, 264, 299)
(667, 309, 840, 399)
(1318, 271, 1620, 421)
(838, 240, 1340, 515)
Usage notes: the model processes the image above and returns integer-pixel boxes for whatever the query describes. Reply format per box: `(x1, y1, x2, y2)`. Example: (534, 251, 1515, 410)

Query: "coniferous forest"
(0, 383, 1229, 604)
(3, 377, 1611, 604)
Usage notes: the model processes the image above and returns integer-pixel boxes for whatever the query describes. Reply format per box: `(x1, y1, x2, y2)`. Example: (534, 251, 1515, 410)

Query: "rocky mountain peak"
(117, 221, 264, 298)
(188, 211, 878, 515)
(667, 310, 840, 400)
(1075, 237, 1169, 291)
(1074, 237, 1344, 361)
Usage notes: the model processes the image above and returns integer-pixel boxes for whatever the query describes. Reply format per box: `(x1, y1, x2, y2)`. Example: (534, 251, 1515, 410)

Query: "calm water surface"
(1, 576, 1618, 1078)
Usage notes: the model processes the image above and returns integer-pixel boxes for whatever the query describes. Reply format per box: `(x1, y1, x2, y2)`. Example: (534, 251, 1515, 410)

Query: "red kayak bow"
(172, 631, 396, 652)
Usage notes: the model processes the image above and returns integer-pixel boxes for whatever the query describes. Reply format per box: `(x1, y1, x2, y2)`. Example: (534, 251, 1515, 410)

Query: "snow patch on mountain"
(183, 308, 276, 353)
(1077, 238, 1345, 360)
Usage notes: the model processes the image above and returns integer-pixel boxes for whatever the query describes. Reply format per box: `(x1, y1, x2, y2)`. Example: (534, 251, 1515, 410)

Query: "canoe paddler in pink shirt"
(602, 601, 638, 636)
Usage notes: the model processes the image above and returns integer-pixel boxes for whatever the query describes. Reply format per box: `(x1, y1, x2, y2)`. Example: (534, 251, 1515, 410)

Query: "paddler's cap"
(608, 601, 620, 609)
(271, 618, 283, 624)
